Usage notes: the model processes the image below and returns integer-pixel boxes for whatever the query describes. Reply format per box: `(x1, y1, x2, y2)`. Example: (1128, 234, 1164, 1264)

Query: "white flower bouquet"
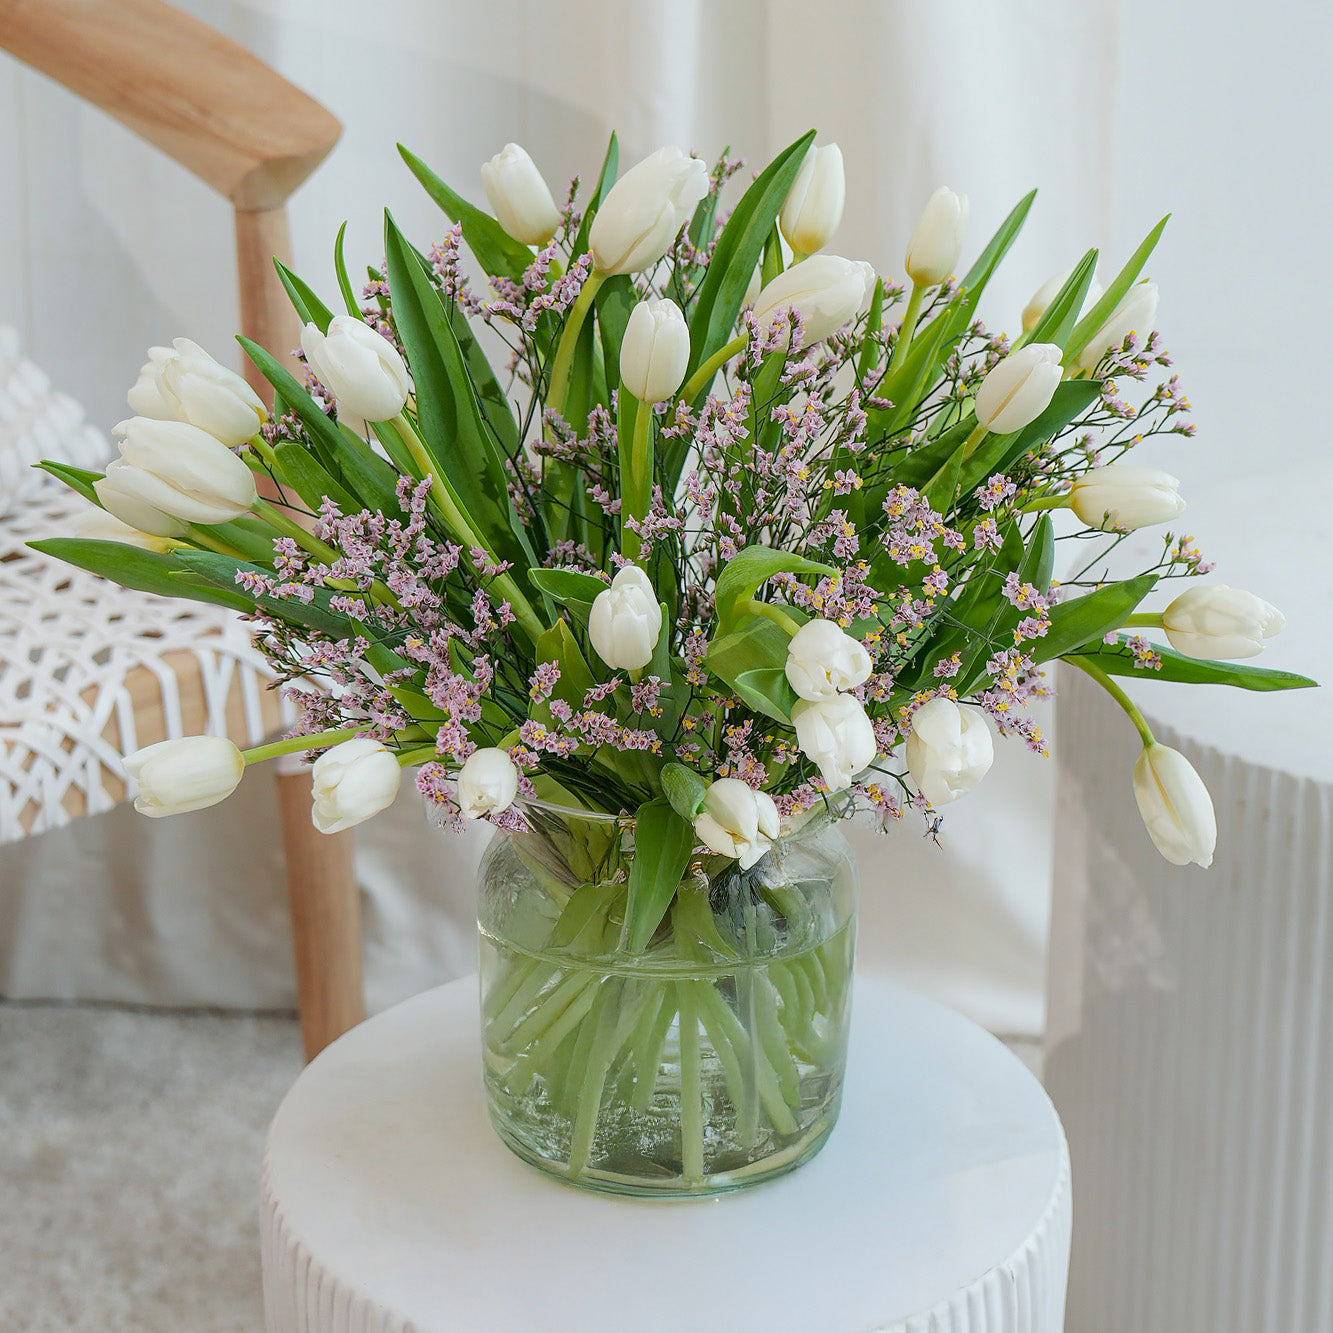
(36, 130, 1313, 1192)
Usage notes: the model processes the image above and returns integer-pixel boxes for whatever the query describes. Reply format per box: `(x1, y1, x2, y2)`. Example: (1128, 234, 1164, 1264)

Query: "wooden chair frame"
(1, 0, 364, 1059)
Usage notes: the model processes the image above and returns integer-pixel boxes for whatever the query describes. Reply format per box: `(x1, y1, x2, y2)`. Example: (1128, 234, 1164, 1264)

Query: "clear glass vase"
(476, 799, 858, 1197)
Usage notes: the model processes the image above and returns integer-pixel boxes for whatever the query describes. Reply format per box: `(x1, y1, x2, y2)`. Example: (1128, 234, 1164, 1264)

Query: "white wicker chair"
(0, 0, 363, 1059)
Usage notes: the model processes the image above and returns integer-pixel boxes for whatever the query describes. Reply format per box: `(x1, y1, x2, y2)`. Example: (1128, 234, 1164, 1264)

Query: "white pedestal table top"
(261, 975, 1070, 1333)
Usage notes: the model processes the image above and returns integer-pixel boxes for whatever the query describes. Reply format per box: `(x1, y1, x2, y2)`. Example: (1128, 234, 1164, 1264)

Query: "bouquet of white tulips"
(37, 127, 1313, 914)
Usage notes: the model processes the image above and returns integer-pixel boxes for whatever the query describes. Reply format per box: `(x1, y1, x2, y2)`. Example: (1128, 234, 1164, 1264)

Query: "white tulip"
(620, 298, 690, 403)
(1076, 281, 1159, 371)
(1068, 465, 1184, 531)
(904, 187, 968, 287)
(588, 565, 662, 670)
(752, 255, 877, 347)
(457, 747, 520, 821)
(1022, 266, 1104, 334)
(74, 504, 173, 552)
(973, 343, 1064, 434)
(123, 735, 244, 818)
(784, 619, 872, 701)
(127, 337, 266, 447)
(779, 143, 845, 255)
(481, 142, 561, 246)
(1133, 742, 1216, 868)
(694, 777, 781, 870)
(791, 693, 877, 792)
(301, 316, 410, 424)
(588, 147, 710, 275)
(102, 417, 257, 528)
(311, 738, 401, 834)
(1162, 585, 1285, 660)
(904, 697, 994, 807)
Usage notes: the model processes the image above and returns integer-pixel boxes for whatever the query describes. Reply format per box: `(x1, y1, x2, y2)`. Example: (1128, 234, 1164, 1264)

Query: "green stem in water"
(619, 398, 654, 563)
(386, 413, 545, 643)
(545, 271, 606, 431)
(676, 981, 705, 1184)
(746, 598, 802, 636)
(680, 333, 747, 404)
(884, 281, 926, 382)
(1062, 653, 1157, 748)
(241, 727, 360, 766)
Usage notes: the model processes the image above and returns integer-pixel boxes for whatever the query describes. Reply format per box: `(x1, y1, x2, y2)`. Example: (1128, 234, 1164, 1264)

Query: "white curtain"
(2, 0, 1319, 1037)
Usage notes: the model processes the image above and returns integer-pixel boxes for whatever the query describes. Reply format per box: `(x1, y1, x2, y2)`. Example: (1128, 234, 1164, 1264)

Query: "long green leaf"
(1033, 576, 1157, 664)
(1017, 248, 1098, 354)
(174, 549, 356, 638)
(398, 144, 533, 280)
(36, 461, 102, 505)
(29, 539, 254, 612)
(274, 260, 335, 333)
(333, 221, 361, 318)
(687, 131, 816, 378)
(624, 798, 697, 952)
(1069, 638, 1318, 692)
(274, 443, 359, 514)
(1066, 215, 1170, 364)
(712, 545, 833, 631)
(384, 211, 534, 573)
(571, 131, 619, 258)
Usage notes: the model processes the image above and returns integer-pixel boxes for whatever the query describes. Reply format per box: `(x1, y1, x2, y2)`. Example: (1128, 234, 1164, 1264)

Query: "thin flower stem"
(1020, 494, 1070, 512)
(620, 400, 653, 563)
(883, 280, 925, 382)
(241, 727, 360, 765)
(1062, 653, 1157, 748)
(960, 421, 990, 461)
(680, 333, 747, 403)
(545, 271, 606, 431)
(248, 431, 279, 469)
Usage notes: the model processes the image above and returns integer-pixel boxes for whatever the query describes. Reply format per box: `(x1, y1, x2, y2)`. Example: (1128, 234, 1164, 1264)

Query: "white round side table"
(260, 975, 1070, 1333)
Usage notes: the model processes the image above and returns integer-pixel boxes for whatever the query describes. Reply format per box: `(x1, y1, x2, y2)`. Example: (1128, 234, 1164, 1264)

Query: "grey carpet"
(0, 1004, 302, 1333)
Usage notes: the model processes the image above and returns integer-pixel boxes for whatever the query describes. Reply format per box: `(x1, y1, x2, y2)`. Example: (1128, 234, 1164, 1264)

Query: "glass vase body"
(476, 800, 858, 1197)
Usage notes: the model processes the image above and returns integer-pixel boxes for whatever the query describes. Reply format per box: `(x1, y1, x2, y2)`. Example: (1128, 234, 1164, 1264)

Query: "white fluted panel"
(1046, 664, 1333, 1332)
(260, 976, 1069, 1333)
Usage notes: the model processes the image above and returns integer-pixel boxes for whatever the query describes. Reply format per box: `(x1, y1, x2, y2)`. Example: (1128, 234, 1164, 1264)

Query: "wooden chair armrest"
(0, 0, 341, 209)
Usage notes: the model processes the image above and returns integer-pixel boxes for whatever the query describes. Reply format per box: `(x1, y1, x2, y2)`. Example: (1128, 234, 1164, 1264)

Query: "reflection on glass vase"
(476, 799, 858, 1198)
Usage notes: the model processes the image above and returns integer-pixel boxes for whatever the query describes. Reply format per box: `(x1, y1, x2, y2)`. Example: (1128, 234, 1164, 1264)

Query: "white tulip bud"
(123, 735, 244, 818)
(481, 143, 561, 247)
(588, 147, 710, 275)
(588, 565, 662, 670)
(127, 338, 266, 448)
(311, 738, 401, 834)
(1162, 585, 1285, 661)
(973, 343, 1064, 434)
(1022, 266, 1104, 334)
(784, 619, 872, 701)
(620, 298, 690, 403)
(779, 143, 845, 256)
(694, 777, 781, 870)
(904, 697, 994, 807)
(103, 417, 257, 527)
(1076, 281, 1159, 371)
(1133, 742, 1216, 868)
(791, 693, 877, 792)
(1068, 465, 1184, 532)
(457, 747, 520, 821)
(301, 316, 411, 424)
(74, 504, 173, 552)
(904, 187, 968, 287)
(752, 255, 877, 347)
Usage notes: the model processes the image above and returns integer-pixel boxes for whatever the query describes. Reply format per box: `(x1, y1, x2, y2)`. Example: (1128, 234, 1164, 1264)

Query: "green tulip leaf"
(1016, 247, 1099, 353)
(1032, 576, 1158, 664)
(397, 144, 533, 281)
(274, 259, 336, 334)
(712, 545, 834, 632)
(624, 797, 697, 953)
(570, 131, 620, 259)
(1065, 215, 1170, 365)
(661, 762, 708, 822)
(1068, 638, 1318, 692)
(35, 461, 102, 506)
